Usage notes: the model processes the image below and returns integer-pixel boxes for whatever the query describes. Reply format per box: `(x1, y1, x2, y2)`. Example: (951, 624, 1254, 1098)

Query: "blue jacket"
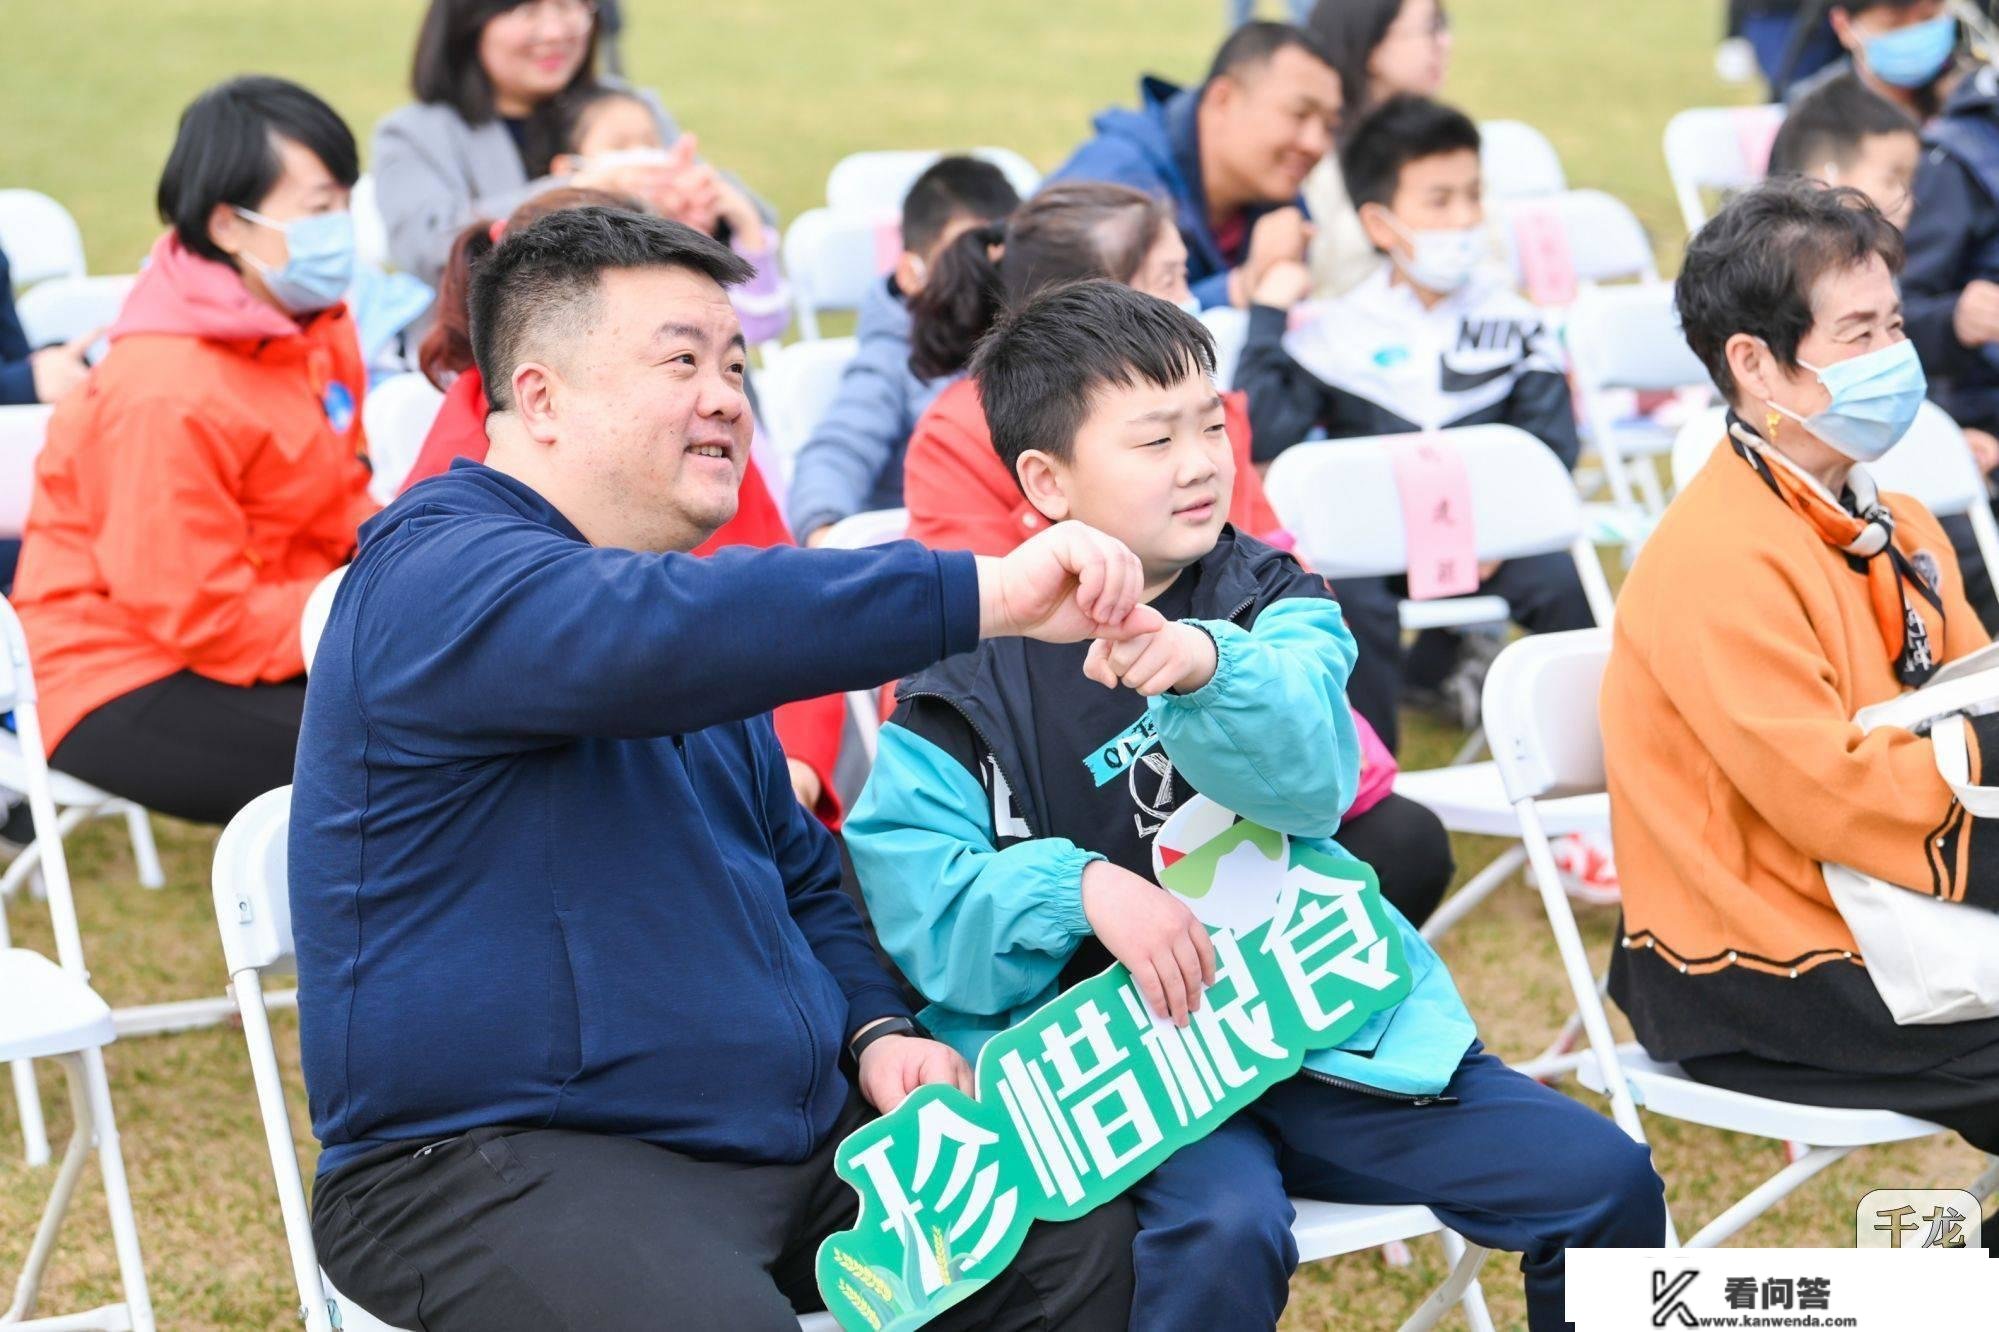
(784, 276, 952, 537)
(1, 248, 37, 407)
(1903, 64, 1999, 431)
(1050, 76, 1301, 310)
(847, 531, 1477, 1099)
(291, 461, 982, 1174)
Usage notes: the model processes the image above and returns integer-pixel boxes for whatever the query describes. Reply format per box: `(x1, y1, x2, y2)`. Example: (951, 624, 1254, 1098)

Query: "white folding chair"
(351, 173, 390, 275)
(755, 336, 861, 489)
(1671, 400, 1999, 580)
(1484, 629, 1977, 1247)
(1565, 282, 1713, 524)
(300, 567, 348, 676)
(1264, 425, 1617, 943)
(1496, 188, 1658, 304)
(1478, 120, 1567, 201)
(782, 208, 887, 342)
(824, 148, 1041, 215)
(14, 273, 133, 354)
(1663, 103, 1786, 234)
(0, 190, 87, 292)
(210, 787, 972, 1332)
(360, 372, 445, 505)
(1199, 305, 1250, 392)
(0, 404, 53, 536)
(818, 508, 912, 764)
(0, 597, 155, 1331)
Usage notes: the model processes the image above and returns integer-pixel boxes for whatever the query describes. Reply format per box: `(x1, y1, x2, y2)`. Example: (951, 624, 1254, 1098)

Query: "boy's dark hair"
(157, 76, 360, 267)
(470, 206, 752, 412)
(412, 0, 602, 176)
(1306, 0, 1442, 128)
(1205, 19, 1337, 87)
(556, 85, 652, 155)
(1342, 94, 1482, 211)
(910, 183, 1174, 381)
(1675, 175, 1905, 404)
(901, 156, 1022, 257)
(1768, 72, 1920, 178)
(969, 280, 1216, 482)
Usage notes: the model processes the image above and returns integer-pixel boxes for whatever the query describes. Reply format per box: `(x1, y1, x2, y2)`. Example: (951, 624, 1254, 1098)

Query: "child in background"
(788, 156, 1020, 545)
(848, 280, 1664, 1332)
(550, 86, 789, 345)
(1235, 95, 1594, 749)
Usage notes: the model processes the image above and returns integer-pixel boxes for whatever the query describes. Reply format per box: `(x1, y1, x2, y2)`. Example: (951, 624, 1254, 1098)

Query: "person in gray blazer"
(374, 0, 765, 289)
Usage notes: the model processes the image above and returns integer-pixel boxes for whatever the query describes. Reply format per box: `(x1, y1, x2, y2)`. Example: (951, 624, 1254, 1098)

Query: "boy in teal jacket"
(848, 280, 1664, 1331)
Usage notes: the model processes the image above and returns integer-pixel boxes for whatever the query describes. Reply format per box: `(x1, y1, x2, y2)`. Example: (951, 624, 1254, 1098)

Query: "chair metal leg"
(115, 806, 162, 891)
(1683, 1144, 1853, 1249)
(1399, 1232, 1491, 1332)
(0, 897, 50, 1167)
(4, 1057, 93, 1322)
(1419, 844, 1524, 942)
(81, 1046, 153, 1332)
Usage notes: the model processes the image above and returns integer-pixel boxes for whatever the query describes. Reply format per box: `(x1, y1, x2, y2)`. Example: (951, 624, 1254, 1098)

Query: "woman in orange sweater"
(14, 78, 377, 825)
(1603, 177, 1999, 1160)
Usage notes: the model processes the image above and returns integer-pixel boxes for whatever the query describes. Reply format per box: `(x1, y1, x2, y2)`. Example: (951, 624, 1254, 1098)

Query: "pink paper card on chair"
(871, 212, 902, 276)
(1509, 202, 1577, 309)
(1733, 106, 1780, 178)
(1392, 433, 1479, 600)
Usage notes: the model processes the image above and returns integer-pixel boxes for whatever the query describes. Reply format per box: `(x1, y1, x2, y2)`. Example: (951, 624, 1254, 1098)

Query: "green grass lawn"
(3, 2, 1986, 1329)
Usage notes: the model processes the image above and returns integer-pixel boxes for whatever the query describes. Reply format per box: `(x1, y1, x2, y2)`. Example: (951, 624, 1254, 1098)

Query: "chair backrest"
(1564, 282, 1708, 396)
(301, 567, 348, 676)
(1670, 401, 1988, 518)
(1663, 103, 1785, 233)
(824, 147, 1041, 214)
(0, 404, 53, 537)
(819, 506, 910, 550)
(1264, 424, 1591, 577)
(0, 189, 87, 290)
(14, 272, 134, 350)
(1479, 119, 1567, 201)
(782, 208, 886, 340)
(211, 785, 297, 978)
(351, 173, 390, 274)
(755, 336, 861, 483)
(1199, 305, 1249, 392)
(361, 373, 445, 504)
(0, 597, 90, 975)
(1482, 628, 1613, 805)
(1497, 189, 1658, 299)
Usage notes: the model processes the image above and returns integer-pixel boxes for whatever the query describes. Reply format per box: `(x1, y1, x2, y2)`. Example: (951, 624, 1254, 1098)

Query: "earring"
(1766, 407, 1783, 441)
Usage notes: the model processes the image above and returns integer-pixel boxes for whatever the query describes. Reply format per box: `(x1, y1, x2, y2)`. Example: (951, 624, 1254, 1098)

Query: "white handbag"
(1823, 662, 1999, 1024)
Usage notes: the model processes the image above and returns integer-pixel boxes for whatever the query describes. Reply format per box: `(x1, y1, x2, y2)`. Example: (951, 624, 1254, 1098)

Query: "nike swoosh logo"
(1439, 362, 1517, 392)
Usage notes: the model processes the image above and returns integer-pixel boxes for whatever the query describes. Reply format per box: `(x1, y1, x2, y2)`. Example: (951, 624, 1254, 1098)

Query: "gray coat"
(371, 89, 685, 289)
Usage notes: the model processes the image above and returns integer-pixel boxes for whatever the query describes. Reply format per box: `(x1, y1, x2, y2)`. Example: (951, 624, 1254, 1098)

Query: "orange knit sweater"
(1603, 439, 1999, 1070)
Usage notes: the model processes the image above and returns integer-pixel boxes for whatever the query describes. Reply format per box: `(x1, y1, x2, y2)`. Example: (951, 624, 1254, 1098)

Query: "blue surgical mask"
(1862, 14, 1957, 90)
(1769, 337, 1928, 462)
(234, 207, 355, 315)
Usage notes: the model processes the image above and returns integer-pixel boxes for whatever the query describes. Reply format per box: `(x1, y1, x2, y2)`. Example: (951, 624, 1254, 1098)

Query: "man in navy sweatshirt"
(291, 206, 1151, 1331)
(1049, 21, 1340, 309)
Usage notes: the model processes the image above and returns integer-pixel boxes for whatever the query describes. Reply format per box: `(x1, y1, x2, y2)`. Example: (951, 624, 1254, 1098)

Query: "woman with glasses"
(373, 0, 773, 292)
(1301, 0, 1452, 295)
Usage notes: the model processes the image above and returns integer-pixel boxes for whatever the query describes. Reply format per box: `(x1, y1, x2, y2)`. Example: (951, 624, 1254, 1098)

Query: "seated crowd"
(12, 0, 1999, 1328)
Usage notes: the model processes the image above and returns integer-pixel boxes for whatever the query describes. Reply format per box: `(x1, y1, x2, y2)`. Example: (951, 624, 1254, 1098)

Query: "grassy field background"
(2, 2, 1986, 1329)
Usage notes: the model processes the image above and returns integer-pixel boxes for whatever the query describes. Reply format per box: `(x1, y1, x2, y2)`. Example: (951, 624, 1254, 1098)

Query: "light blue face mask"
(234, 207, 355, 315)
(1769, 337, 1928, 462)
(1862, 14, 1958, 89)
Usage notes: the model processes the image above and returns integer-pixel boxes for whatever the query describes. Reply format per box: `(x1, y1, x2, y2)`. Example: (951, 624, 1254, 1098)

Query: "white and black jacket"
(1234, 266, 1580, 469)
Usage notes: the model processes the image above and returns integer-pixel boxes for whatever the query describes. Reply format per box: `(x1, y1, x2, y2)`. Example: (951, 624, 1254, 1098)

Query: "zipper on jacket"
(748, 859, 824, 1153)
(1300, 1066, 1457, 1106)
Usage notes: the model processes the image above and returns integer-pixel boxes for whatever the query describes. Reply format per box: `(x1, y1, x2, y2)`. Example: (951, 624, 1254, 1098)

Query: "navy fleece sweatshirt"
(291, 462, 980, 1173)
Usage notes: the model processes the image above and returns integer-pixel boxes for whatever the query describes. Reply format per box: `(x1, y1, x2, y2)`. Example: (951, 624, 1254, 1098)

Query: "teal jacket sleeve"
(1149, 595, 1361, 838)
(847, 720, 1103, 1017)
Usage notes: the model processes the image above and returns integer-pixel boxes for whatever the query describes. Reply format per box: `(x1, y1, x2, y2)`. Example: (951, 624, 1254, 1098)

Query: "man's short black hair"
(1205, 19, 1336, 86)
(1768, 72, 1920, 178)
(1675, 175, 1905, 404)
(156, 76, 359, 266)
(470, 206, 753, 412)
(969, 280, 1216, 481)
(1342, 95, 1482, 211)
(902, 156, 1021, 256)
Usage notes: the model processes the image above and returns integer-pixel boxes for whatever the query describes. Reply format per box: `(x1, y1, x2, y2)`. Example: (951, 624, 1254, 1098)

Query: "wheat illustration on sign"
(814, 797, 1412, 1331)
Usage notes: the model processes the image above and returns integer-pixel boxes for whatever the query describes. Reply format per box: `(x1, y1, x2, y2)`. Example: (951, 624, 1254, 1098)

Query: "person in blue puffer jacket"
(849, 280, 1666, 1332)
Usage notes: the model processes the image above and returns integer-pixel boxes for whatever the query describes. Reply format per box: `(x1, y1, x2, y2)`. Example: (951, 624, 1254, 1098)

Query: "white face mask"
(575, 147, 672, 172)
(1376, 209, 1486, 294)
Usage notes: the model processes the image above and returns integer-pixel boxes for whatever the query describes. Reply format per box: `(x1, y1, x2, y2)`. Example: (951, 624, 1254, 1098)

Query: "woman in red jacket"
(402, 188, 846, 822)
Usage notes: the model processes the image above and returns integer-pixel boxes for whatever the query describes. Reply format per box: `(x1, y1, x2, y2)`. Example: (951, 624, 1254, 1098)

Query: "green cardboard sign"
(815, 802, 1410, 1330)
